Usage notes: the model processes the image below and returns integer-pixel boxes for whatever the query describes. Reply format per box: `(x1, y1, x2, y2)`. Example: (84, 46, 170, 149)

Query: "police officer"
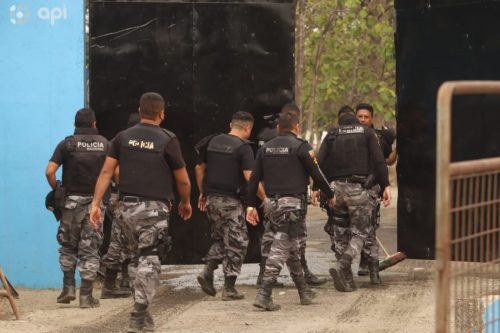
(45, 108, 108, 308)
(100, 112, 141, 299)
(246, 109, 335, 311)
(89, 92, 192, 332)
(195, 111, 262, 301)
(256, 104, 326, 287)
(355, 103, 396, 277)
(314, 105, 391, 292)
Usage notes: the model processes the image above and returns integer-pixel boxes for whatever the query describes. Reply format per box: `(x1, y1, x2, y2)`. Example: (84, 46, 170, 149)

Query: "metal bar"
(435, 81, 500, 333)
(450, 157, 500, 177)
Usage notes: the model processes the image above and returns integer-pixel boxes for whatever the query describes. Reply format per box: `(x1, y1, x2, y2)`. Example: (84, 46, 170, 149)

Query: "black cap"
(45, 190, 62, 221)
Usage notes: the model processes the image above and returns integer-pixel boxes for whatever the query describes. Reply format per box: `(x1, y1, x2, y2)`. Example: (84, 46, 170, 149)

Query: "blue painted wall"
(0, 0, 84, 287)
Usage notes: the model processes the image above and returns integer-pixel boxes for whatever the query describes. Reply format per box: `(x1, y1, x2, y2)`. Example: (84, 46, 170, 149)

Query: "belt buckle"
(123, 196, 140, 203)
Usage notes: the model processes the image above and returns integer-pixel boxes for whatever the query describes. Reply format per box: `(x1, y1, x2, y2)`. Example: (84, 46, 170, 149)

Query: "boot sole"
(253, 301, 281, 311)
(197, 276, 216, 296)
(57, 296, 76, 304)
(329, 268, 353, 292)
(306, 279, 327, 286)
(101, 293, 132, 299)
(358, 270, 369, 276)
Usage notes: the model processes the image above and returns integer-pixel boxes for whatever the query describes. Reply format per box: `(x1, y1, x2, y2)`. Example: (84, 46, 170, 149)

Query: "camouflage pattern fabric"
(57, 195, 103, 281)
(260, 198, 307, 258)
(203, 195, 249, 277)
(328, 181, 378, 262)
(115, 200, 169, 306)
(102, 193, 133, 270)
(262, 196, 305, 283)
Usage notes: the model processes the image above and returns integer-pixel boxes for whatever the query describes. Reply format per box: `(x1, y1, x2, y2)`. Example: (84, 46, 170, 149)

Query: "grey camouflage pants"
(102, 195, 133, 271)
(327, 182, 378, 262)
(57, 196, 103, 281)
(261, 201, 307, 258)
(203, 195, 249, 277)
(116, 200, 169, 306)
(263, 196, 305, 283)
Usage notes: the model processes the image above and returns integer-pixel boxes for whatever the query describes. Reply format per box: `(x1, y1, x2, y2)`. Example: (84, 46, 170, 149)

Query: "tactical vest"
(327, 124, 370, 178)
(261, 134, 309, 195)
(62, 134, 108, 194)
(205, 133, 249, 197)
(375, 127, 395, 159)
(119, 124, 175, 201)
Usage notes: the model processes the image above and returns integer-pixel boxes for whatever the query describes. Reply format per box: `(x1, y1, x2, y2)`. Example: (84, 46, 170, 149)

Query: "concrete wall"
(0, 0, 84, 287)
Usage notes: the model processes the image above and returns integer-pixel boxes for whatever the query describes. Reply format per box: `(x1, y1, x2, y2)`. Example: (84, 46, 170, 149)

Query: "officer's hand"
(89, 204, 103, 231)
(311, 191, 320, 206)
(198, 194, 207, 212)
(382, 186, 392, 207)
(246, 207, 259, 226)
(178, 201, 192, 221)
(327, 195, 336, 208)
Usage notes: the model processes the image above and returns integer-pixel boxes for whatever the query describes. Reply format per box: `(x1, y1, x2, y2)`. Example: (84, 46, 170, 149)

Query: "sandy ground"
(0, 186, 437, 333)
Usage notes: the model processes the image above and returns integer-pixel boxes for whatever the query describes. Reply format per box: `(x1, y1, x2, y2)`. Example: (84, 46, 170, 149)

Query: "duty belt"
(267, 194, 306, 201)
(120, 195, 161, 203)
(332, 175, 367, 184)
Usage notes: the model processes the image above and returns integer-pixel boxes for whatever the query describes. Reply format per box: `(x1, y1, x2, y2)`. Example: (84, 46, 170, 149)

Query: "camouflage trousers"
(260, 200, 307, 259)
(203, 195, 249, 277)
(115, 200, 169, 306)
(102, 195, 133, 271)
(57, 196, 103, 281)
(325, 182, 378, 262)
(262, 196, 305, 283)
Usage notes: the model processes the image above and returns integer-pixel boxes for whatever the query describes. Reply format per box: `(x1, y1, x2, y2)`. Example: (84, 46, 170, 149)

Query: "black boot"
(292, 275, 316, 305)
(127, 303, 147, 333)
(222, 276, 244, 301)
(57, 271, 76, 304)
(101, 269, 132, 299)
(358, 252, 369, 276)
(120, 260, 132, 291)
(369, 259, 381, 285)
(143, 311, 155, 332)
(253, 280, 281, 311)
(256, 256, 266, 286)
(329, 254, 356, 292)
(79, 279, 100, 308)
(197, 261, 218, 296)
(301, 252, 326, 286)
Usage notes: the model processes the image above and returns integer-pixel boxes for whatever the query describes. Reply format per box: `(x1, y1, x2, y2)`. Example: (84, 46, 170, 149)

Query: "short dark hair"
(355, 103, 374, 115)
(338, 105, 355, 118)
(139, 92, 165, 119)
(278, 110, 300, 132)
(281, 103, 301, 115)
(74, 108, 96, 128)
(231, 111, 254, 128)
(127, 112, 141, 128)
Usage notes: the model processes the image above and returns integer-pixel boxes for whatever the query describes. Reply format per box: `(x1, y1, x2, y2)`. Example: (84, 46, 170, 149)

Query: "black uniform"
(50, 127, 109, 282)
(108, 122, 185, 308)
(374, 127, 396, 160)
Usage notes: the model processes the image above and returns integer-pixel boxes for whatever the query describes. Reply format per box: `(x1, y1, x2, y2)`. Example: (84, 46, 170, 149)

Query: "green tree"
(296, 0, 395, 140)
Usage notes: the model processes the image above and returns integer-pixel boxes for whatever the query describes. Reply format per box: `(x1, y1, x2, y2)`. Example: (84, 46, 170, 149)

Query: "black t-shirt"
(374, 127, 395, 159)
(109, 129, 186, 170)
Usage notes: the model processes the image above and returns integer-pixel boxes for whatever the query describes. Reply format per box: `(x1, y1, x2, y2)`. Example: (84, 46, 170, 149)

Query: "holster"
(54, 181, 66, 209)
(158, 234, 172, 263)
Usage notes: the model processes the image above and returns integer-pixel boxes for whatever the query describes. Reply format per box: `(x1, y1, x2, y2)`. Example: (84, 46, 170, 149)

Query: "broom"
(377, 236, 406, 271)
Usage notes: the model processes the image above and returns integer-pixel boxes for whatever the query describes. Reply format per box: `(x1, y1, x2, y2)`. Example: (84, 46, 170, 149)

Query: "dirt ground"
(0, 185, 437, 333)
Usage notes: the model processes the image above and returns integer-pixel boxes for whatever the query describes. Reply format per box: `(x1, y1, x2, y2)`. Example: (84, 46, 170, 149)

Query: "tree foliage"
(296, 0, 395, 138)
